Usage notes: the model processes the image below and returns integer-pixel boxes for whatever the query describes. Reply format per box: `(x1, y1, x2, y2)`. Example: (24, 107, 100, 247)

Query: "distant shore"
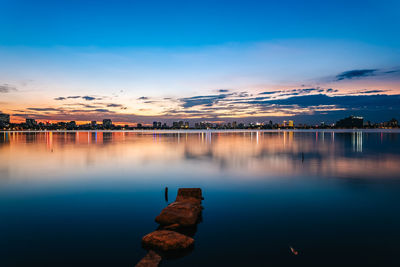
(1, 129, 400, 133)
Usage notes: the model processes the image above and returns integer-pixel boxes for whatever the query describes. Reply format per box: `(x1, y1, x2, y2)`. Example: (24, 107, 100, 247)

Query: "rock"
(135, 250, 162, 267)
(175, 188, 203, 203)
(142, 230, 194, 251)
(162, 223, 181, 230)
(155, 201, 202, 226)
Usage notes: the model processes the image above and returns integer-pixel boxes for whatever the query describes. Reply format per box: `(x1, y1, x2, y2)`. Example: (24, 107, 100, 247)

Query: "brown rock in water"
(155, 200, 202, 226)
(162, 223, 181, 230)
(135, 250, 162, 267)
(142, 230, 194, 251)
(175, 188, 203, 203)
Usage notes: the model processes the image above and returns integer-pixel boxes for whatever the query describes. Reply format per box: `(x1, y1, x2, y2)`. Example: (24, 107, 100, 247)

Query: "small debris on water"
(290, 246, 299, 255)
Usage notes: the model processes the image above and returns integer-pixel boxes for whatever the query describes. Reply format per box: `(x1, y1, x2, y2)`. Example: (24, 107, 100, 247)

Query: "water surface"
(1, 130, 400, 266)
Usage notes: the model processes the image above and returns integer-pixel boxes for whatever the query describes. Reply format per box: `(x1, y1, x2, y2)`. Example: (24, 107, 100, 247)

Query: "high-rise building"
(336, 116, 363, 128)
(103, 119, 112, 129)
(288, 120, 294, 127)
(26, 118, 37, 127)
(0, 113, 10, 127)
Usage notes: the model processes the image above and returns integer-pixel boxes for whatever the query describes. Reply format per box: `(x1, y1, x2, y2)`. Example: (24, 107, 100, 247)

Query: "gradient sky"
(1, 0, 399, 124)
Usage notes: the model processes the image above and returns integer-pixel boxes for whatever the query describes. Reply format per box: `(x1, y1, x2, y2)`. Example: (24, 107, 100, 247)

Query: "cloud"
(106, 103, 123, 107)
(236, 91, 250, 97)
(218, 89, 230, 93)
(335, 69, 378, 81)
(138, 96, 149, 100)
(27, 107, 60, 112)
(259, 90, 282, 95)
(263, 94, 400, 110)
(93, 108, 112, 113)
(81, 96, 97, 101)
(54, 95, 101, 101)
(351, 89, 388, 94)
(179, 93, 233, 108)
(326, 88, 338, 93)
(0, 84, 17, 93)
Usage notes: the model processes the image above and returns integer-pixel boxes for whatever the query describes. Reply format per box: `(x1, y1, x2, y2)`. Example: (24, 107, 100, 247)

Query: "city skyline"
(1, 0, 400, 124)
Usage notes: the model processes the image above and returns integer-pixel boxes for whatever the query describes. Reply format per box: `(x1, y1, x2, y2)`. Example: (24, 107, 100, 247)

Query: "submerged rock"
(142, 230, 194, 251)
(135, 250, 162, 267)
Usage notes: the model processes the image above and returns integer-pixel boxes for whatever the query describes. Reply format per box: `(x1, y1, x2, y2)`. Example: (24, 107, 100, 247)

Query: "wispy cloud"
(27, 107, 60, 112)
(336, 69, 377, 81)
(54, 95, 103, 101)
(0, 84, 17, 93)
(334, 67, 400, 82)
(179, 93, 233, 108)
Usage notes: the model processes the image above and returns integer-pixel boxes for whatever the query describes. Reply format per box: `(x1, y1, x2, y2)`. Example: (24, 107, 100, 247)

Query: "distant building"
(137, 123, 142, 128)
(26, 118, 37, 127)
(103, 119, 112, 129)
(288, 120, 294, 127)
(0, 113, 10, 127)
(91, 121, 97, 126)
(389, 118, 398, 127)
(336, 116, 363, 128)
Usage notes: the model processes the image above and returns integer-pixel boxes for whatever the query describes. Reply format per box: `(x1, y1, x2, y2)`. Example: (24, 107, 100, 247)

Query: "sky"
(0, 0, 400, 125)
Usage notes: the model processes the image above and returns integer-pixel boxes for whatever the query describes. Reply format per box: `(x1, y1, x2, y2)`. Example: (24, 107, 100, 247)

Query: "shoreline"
(1, 129, 400, 133)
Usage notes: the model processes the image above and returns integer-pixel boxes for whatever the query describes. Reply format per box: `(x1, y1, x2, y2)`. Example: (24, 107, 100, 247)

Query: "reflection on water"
(1, 130, 399, 184)
(1, 130, 400, 266)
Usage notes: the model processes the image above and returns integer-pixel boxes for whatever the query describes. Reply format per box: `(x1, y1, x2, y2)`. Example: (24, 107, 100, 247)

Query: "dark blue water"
(0, 130, 399, 266)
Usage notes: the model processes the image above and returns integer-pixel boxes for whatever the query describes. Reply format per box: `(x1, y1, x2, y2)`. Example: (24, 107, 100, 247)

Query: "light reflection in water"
(0, 130, 399, 184)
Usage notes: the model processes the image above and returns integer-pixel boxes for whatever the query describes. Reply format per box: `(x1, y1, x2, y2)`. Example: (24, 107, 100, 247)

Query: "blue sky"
(0, 0, 399, 124)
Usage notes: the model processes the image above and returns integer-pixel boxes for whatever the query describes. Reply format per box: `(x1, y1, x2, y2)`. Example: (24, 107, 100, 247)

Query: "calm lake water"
(1, 130, 400, 266)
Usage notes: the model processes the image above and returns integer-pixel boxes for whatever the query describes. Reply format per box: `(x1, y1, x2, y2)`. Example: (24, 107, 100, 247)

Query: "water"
(1, 130, 400, 266)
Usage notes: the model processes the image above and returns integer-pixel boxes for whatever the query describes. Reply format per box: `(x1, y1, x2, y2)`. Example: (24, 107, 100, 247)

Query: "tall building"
(288, 120, 294, 127)
(26, 118, 37, 127)
(0, 113, 10, 127)
(103, 119, 112, 129)
(336, 116, 363, 128)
